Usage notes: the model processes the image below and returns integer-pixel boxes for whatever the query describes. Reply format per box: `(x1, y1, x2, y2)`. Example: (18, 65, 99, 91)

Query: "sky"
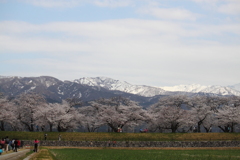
(0, 0, 240, 87)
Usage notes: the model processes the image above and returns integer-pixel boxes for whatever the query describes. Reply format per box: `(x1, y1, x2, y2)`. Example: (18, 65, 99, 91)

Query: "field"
(45, 148, 240, 160)
(0, 131, 239, 160)
(1, 131, 240, 141)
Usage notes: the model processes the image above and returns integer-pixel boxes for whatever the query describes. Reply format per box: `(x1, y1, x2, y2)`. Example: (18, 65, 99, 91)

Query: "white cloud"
(18, 0, 84, 8)
(18, 0, 134, 8)
(192, 0, 240, 15)
(1, 20, 240, 53)
(138, 7, 200, 21)
(218, 1, 240, 15)
(92, 0, 133, 8)
(1, 19, 240, 86)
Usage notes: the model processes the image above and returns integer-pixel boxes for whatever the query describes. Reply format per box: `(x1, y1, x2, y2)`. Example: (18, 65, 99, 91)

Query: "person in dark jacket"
(34, 139, 40, 152)
(14, 139, 20, 152)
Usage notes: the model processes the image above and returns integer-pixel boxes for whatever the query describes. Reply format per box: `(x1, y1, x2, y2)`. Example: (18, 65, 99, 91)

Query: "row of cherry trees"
(0, 92, 240, 133)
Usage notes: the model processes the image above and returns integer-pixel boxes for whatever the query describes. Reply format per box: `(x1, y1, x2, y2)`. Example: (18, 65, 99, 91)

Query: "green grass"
(1, 131, 240, 141)
(17, 150, 34, 160)
(31, 149, 57, 160)
(49, 148, 240, 160)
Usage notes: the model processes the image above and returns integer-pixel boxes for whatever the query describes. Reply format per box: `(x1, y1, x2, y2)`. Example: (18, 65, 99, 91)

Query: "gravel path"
(0, 149, 30, 160)
(23, 152, 36, 160)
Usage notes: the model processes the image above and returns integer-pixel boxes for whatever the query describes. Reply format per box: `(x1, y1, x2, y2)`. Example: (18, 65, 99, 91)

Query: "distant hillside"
(0, 76, 161, 107)
(1, 76, 239, 107)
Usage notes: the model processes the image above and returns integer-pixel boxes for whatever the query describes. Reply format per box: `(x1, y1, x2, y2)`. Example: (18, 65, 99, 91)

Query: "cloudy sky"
(1, 0, 240, 87)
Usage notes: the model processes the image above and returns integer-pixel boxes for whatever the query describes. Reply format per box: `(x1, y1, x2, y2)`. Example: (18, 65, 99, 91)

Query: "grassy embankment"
(47, 148, 240, 160)
(0, 131, 240, 141)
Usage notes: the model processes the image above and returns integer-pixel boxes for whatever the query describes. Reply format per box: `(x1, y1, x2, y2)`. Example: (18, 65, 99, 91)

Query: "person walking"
(11, 139, 15, 151)
(108, 139, 111, 147)
(4, 136, 9, 153)
(44, 134, 47, 140)
(34, 139, 40, 152)
(8, 139, 13, 151)
(58, 134, 61, 141)
(14, 139, 21, 152)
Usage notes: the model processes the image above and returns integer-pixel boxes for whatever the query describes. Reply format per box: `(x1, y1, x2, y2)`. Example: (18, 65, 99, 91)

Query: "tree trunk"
(57, 125, 68, 132)
(171, 123, 178, 133)
(30, 117, 34, 132)
(204, 127, 210, 133)
(107, 123, 118, 132)
(49, 124, 53, 132)
(0, 121, 5, 131)
(230, 123, 234, 133)
(41, 125, 45, 132)
(218, 126, 230, 132)
(197, 121, 202, 133)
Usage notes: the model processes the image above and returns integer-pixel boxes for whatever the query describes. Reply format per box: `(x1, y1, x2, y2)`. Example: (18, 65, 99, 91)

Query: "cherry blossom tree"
(90, 97, 148, 132)
(148, 104, 193, 133)
(187, 96, 214, 132)
(215, 96, 240, 133)
(202, 113, 215, 133)
(14, 92, 47, 132)
(1, 90, 240, 133)
(0, 95, 17, 131)
(53, 100, 80, 132)
(78, 105, 104, 132)
(156, 95, 188, 108)
(0, 95, 9, 131)
(34, 103, 57, 132)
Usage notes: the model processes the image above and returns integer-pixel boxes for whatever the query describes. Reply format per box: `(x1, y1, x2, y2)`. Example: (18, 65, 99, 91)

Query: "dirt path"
(0, 149, 30, 160)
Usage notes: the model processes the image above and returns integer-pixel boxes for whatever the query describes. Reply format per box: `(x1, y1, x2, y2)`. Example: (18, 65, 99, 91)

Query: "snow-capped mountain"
(74, 77, 240, 97)
(0, 76, 162, 106)
(161, 84, 240, 96)
(228, 83, 240, 92)
(74, 77, 166, 97)
(1, 75, 240, 102)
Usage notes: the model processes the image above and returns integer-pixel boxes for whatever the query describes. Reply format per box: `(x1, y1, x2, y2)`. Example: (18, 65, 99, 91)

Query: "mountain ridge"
(74, 77, 240, 97)
(0, 76, 163, 107)
(161, 84, 240, 96)
(1, 76, 240, 104)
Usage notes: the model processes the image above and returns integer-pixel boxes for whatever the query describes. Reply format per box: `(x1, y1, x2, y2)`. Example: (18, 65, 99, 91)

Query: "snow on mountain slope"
(161, 84, 240, 96)
(229, 83, 240, 92)
(161, 84, 208, 93)
(75, 77, 240, 97)
(1, 75, 240, 97)
(74, 77, 166, 97)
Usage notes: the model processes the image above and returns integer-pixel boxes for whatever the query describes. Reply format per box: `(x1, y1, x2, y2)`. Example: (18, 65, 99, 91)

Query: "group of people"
(0, 134, 60, 155)
(117, 127, 123, 133)
(140, 128, 148, 133)
(0, 136, 22, 155)
(108, 140, 117, 147)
